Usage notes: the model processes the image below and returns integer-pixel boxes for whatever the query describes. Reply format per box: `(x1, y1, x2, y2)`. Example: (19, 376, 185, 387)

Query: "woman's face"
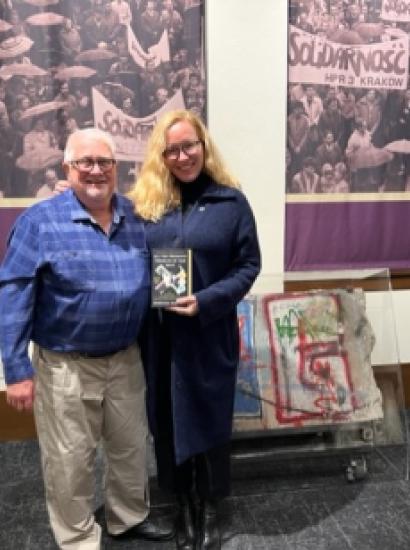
(163, 120, 204, 183)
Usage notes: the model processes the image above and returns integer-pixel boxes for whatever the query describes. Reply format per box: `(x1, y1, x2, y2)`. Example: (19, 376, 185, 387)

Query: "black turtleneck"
(178, 172, 210, 214)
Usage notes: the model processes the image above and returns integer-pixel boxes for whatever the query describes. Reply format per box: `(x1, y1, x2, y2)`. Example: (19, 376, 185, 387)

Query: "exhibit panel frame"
(232, 269, 408, 481)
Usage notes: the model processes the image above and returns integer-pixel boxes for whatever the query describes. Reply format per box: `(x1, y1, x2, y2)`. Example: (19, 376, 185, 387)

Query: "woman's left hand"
(166, 295, 198, 316)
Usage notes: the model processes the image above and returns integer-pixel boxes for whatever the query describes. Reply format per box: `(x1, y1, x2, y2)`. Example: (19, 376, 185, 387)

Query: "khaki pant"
(33, 343, 149, 550)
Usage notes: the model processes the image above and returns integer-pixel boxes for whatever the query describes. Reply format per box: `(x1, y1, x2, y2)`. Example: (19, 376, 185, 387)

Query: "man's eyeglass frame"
(68, 157, 117, 173)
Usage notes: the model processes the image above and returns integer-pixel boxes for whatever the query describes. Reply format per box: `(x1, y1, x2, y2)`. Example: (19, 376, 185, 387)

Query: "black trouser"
(155, 436, 231, 500)
(154, 322, 231, 500)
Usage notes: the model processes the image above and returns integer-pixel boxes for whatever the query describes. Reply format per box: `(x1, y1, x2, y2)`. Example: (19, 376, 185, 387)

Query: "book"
(151, 248, 192, 307)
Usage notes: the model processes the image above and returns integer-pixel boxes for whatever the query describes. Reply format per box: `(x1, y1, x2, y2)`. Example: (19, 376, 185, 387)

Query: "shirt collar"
(67, 189, 125, 224)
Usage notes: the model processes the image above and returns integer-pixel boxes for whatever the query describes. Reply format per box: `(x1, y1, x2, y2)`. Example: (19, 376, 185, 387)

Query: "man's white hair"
(64, 128, 116, 162)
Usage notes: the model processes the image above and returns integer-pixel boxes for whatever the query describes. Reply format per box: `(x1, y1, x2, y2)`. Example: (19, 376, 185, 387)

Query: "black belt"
(76, 347, 128, 358)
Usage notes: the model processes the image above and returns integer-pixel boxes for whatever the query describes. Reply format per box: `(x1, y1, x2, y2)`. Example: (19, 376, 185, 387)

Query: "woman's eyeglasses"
(163, 140, 202, 160)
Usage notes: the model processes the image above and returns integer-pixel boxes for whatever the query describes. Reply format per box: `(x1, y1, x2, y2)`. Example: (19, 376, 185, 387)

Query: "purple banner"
(285, 201, 410, 270)
(286, 1, 410, 270)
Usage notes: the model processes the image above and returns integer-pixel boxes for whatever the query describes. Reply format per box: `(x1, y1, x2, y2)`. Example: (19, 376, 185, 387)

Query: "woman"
(129, 109, 261, 550)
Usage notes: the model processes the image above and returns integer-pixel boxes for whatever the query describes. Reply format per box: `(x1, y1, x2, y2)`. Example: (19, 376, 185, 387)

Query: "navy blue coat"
(143, 176, 261, 464)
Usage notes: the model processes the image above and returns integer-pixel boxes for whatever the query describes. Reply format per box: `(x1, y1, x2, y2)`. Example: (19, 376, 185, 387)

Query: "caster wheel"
(346, 456, 368, 482)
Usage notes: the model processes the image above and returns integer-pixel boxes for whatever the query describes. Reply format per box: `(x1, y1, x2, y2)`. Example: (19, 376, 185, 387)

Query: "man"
(0, 128, 174, 549)
(287, 99, 309, 178)
(301, 85, 323, 129)
(140, 0, 161, 48)
(355, 89, 383, 146)
(83, 10, 110, 49)
(345, 117, 372, 158)
(291, 156, 320, 194)
(0, 83, 10, 131)
(315, 130, 343, 171)
(53, 81, 77, 115)
(345, 2, 361, 28)
(110, 0, 132, 26)
(58, 18, 82, 60)
(160, 0, 183, 50)
(345, 118, 375, 193)
(318, 98, 343, 146)
(35, 167, 59, 199)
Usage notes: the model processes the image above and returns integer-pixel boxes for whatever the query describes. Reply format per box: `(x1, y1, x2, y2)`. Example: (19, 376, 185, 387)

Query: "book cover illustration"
(151, 248, 192, 307)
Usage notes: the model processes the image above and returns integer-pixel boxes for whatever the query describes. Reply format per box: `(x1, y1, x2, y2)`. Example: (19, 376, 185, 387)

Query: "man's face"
(327, 88, 337, 100)
(306, 87, 315, 100)
(367, 90, 376, 102)
(27, 86, 36, 99)
(304, 164, 315, 176)
(60, 83, 69, 95)
(328, 99, 338, 111)
(64, 137, 116, 210)
(156, 88, 168, 104)
(348, 5, 360, 19)
(179, 49, 188, 64)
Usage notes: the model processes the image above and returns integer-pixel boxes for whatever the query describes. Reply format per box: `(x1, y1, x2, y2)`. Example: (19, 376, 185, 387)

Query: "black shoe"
(112, 515, 175, 541)
(197, 500, 221, 550)
(176, 494, 196, 549)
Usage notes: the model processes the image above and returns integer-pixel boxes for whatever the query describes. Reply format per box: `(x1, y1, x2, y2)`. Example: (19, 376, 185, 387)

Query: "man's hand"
(166, 295, 198, 316)
(53, 180, 71, 195)
(6, 379, 35, 412)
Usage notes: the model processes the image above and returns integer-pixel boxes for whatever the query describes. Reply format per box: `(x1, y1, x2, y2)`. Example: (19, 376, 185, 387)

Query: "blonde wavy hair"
(128, 109, 240, 221)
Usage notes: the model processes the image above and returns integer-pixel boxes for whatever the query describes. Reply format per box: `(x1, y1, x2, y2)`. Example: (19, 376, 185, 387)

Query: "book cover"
(151, 248, 192, 307)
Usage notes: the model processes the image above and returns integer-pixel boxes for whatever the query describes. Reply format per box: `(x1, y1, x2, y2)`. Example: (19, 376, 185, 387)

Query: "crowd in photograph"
(287, 0, 410, 193)
(0, 0, 204, 198)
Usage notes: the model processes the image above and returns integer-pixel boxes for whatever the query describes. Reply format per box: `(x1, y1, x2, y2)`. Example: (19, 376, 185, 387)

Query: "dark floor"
(0, 435, 409, 550)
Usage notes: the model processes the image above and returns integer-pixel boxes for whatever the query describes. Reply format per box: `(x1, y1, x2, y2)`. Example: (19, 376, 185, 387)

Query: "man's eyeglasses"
(163, 140, 202, 161)
(69, 157, 116, 172)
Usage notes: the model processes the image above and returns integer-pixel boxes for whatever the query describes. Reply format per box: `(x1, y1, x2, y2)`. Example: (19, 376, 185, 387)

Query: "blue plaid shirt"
(0, 189, 150, 385)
